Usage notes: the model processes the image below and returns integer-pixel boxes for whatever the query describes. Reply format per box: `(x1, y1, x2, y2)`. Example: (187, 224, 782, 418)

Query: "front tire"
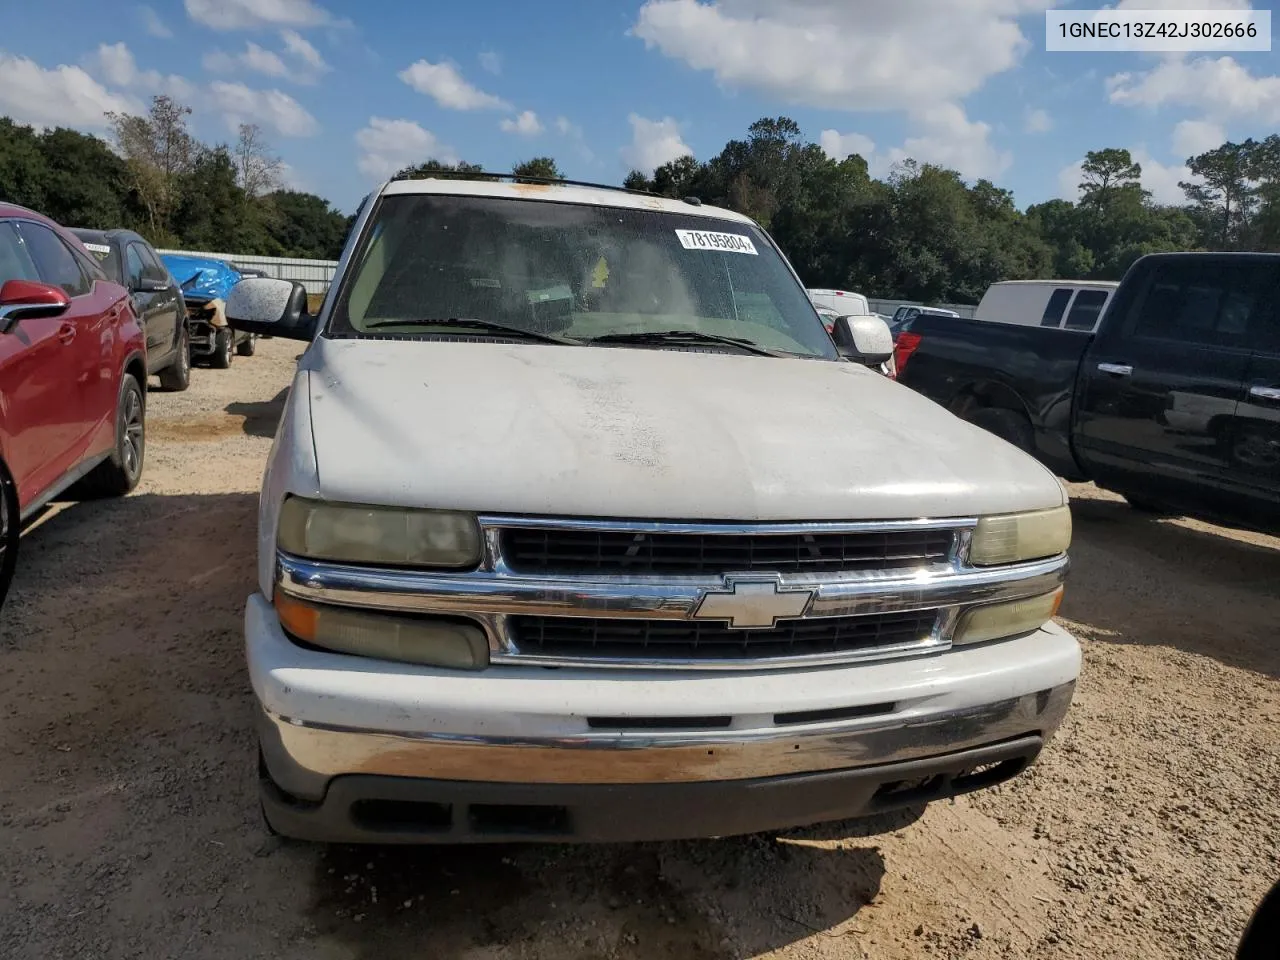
(968, 407, 1034, 455)
(158, 325, 191, 391)
(73, 375, 145, 499)
(210, 328, 234, 369)
(0, 457, 18, 612)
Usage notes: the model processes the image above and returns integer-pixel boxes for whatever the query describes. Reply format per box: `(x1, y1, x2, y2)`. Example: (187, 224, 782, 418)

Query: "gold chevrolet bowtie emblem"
(691, 578, 814, 630)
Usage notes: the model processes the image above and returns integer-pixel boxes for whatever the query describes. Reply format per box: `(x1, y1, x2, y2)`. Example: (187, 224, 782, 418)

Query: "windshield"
(328, 194, 837, 359)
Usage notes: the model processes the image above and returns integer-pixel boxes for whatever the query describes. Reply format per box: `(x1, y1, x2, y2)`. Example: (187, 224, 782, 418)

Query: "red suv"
(0, 204, 148, 610)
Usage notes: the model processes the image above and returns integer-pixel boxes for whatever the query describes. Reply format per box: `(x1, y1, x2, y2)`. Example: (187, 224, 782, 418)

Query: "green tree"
(0, 118, 48, 212)
(38, 128, 132, 229)
(265, 191, 350, 259)
(512, 156, 564, 182)
(1182, 141, 1257, 248)
(393, 159, 491, 181)
(1079, 148, 1143, 206)
(171, 146, 269, 253)
(107, 96, 197, 237)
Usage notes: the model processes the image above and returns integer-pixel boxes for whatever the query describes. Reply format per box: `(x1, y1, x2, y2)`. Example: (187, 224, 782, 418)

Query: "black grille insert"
(508, 611, 938, 661)
(500, 527, 955, 576)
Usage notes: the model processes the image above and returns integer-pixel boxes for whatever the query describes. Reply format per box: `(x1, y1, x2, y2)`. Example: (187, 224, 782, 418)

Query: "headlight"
(969, 506, 1071, 566)
(277, 496, 481, 568)
(953, 588, 1063, 646)
(274, 592, 489, 669)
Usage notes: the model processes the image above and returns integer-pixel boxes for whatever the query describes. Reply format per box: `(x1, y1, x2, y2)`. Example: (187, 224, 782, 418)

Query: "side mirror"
(0, 279, 71, 332)
(226, 278, 315, 342)
(832, 314, 894, 366)
(134, 276, 168, 293)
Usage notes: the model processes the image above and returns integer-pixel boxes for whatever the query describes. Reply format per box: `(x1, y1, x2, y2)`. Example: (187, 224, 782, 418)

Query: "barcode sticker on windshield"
(675, 229, 758, 255)
(82, 243, 111, 255)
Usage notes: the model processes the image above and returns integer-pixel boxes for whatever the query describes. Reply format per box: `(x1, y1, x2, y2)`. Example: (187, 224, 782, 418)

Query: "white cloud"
(204, 33, 327, 84)
(281, 30, 327, 72)
(554, 116, 594, 163)
(1133, 147, 1195, 205)
(241, 42, 290, 77)
(633, 0, 1050, 113)
(91, 43, 193, 99)
(138, 4, 173, 37)
(276, 160, 305, 191)
(0, 52, 141, 129)
(1025, 108, 1052, 133)
(479, 50, 502, 75)
(355, 116, 457, 180)
(1113, 0, 1250, 8)
(819, 129, 876, 161)
(500, 110, 544, 136)
(209, 81, 318, 136)
(886, 103, 1011, 180)
(621, 113, 691, 171)
(1172, 119, 1226, 159)
(823, 107, 1005, 181)
(184, 0, 332, 30)
(96, 41, 144, 87)
(1108, 56, 1280, 123)
(201, 50, 237, 73)
(399, 59, 510, 110)
(1057, 159, 1084, 200)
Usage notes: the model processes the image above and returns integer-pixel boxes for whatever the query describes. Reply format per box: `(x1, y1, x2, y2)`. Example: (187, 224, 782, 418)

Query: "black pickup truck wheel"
(968, 408, 1034, 455)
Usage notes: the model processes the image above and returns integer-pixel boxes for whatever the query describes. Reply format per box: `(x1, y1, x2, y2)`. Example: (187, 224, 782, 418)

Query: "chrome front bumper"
(259, 680, 1075, 791)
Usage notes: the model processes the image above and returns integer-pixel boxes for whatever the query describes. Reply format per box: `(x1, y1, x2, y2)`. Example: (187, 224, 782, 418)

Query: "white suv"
(226, 176, 1079, 844)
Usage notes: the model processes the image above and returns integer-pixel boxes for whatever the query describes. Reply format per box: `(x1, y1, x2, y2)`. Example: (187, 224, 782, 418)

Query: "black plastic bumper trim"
(259, 734, 1044, 845)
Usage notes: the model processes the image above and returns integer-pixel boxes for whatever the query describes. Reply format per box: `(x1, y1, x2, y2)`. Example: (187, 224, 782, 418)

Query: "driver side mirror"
(0, 279, 71, 333)
(831, 314, 894, 367)
(134, 276, 168, 293)
(226, 278, 315, 342)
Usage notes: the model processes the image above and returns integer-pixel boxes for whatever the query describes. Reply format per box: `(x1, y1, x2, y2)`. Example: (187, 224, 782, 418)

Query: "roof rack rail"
(393, 169, 659, 198)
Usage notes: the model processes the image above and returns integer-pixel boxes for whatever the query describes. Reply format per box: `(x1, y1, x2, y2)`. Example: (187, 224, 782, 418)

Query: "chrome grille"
(507, 611, 940, 661)
(499, 527, 955, 576)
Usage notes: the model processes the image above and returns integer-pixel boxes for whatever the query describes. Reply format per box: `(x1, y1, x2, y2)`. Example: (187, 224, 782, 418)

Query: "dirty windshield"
(329, 193, 838, 359)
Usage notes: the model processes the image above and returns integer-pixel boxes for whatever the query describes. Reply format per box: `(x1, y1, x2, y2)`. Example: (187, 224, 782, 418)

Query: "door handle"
(57, 323, 76, 345)
(1097, 362, 1133, 377)
(1249, 385, 1280, 401)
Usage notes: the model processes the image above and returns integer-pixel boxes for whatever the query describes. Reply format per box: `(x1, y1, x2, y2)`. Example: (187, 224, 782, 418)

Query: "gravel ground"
(1, 338, 1276, 959)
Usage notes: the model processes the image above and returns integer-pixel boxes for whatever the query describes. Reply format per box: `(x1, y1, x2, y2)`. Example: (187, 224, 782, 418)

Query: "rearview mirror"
(226, 278, 314, 341)
(832, 314, 894, 367)
(134, 277, 168, 293)
(0, 279, 71, 332)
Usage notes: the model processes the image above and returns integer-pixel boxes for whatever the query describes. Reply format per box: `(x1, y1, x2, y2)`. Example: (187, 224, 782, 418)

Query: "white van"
(808, 289, 870, 317)
(976, 280, 1119, 333)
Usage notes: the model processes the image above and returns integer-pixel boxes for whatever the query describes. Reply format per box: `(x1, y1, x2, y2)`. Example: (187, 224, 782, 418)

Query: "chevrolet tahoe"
(224, 176, 1080, 844)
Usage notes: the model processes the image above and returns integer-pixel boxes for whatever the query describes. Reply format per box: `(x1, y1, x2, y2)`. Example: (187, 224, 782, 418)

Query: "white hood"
(301, 338, 1064, 521)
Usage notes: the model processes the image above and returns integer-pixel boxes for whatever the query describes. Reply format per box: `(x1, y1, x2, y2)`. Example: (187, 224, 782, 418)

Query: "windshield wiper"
(363, 317, 582, 345)
(586, 330, 784, 358)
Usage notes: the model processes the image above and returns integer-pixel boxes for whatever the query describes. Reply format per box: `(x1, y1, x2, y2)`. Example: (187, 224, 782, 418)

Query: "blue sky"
(2, 0, 1278, 214)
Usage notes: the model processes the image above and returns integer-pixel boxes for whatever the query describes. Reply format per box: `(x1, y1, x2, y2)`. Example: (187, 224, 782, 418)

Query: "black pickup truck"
(896, 252, 1280, 531)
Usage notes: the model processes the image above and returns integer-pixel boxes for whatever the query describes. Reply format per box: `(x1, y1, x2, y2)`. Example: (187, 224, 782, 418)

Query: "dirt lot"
(2, 338, 1277, 959)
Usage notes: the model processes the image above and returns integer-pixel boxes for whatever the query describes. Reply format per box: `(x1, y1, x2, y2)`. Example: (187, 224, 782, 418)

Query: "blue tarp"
(160, 254, 242, 304)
